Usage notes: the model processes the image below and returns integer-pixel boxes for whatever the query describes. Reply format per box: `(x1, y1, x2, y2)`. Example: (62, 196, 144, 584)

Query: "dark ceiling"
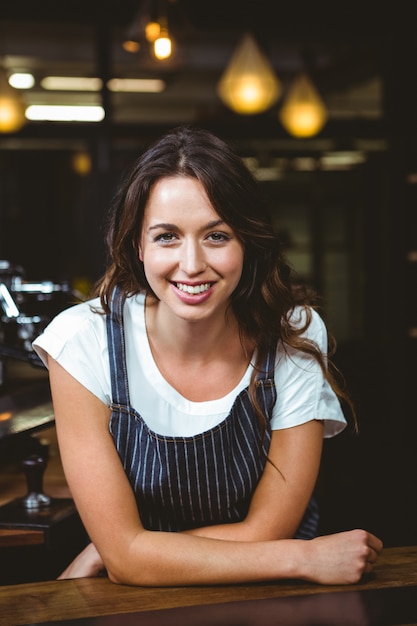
(0, 0, 396, 147)
(0, 0, 389, 34)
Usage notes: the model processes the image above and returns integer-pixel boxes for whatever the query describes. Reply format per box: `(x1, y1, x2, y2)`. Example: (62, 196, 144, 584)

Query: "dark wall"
(0, 119, 416, 549)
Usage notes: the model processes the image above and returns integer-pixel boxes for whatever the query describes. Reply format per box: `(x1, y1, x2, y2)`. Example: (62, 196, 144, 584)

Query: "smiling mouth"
(174, 282, 212, 294)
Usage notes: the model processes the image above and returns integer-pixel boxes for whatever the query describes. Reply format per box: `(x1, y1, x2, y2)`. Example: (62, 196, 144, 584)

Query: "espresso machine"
(0, 259, 78, 387)
(0, 257, 80, 465)
(0, 261, 88, 579)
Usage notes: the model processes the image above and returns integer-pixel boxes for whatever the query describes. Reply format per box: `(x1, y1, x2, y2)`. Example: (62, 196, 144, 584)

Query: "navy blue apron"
(106, 286, 318, 537)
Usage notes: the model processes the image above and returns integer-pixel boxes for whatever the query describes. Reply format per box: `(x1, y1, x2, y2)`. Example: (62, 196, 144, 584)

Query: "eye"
(207, 231, 231, 243)
(154, 232, 177, 244)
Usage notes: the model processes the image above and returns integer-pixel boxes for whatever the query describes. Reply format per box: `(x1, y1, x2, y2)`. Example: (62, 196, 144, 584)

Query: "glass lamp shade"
(153, 29, 172, 60)
(217, 34, 281, 115)
(0, 69, 26, 133)
(122, 39, 141, 53)
(145, 21, 161, 43)
(279, 73, 327, 138)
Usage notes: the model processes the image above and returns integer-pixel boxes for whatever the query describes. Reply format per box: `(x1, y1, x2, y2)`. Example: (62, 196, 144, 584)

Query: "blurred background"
(0, 0, 416, 548)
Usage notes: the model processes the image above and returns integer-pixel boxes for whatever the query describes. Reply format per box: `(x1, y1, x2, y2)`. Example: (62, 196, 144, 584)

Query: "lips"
(174, 282, 212, 295)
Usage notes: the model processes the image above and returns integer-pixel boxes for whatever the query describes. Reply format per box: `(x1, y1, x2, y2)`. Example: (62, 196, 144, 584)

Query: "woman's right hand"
(57, 542, 106, 580)
(302, 529, 383, 585)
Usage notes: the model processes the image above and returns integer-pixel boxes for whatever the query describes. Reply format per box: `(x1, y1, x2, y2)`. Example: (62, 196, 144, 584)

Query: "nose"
(179, 238, 206, 275)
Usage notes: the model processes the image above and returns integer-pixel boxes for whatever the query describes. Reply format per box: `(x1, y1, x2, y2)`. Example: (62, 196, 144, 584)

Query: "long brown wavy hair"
(94, 125, 355, 429)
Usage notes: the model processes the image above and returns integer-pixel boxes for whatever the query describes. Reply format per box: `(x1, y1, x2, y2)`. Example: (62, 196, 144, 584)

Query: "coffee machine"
(0, 260, 81, 386)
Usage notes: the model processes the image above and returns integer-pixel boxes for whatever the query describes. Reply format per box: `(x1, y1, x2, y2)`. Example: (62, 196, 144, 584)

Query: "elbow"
(105, 561, 128, 585)
(106, 563, 150, 587)
(106, 566, 169, 588)
(107, 567, 134, 586)
(105, 557, 150, 587)
(103, 539, 167, 587)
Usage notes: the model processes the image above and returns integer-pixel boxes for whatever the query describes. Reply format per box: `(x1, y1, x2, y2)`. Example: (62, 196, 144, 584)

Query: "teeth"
(176, 282, 211, 294)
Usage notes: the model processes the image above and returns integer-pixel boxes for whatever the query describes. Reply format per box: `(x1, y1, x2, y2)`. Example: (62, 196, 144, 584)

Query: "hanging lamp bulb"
(145, 21, 161, 43)
(0, 66, 26, 133)
(153, 28, 172, 60)
(217, 33, 281, 115)
(279, 72, 328, 138)
(122, 38, 141, 53)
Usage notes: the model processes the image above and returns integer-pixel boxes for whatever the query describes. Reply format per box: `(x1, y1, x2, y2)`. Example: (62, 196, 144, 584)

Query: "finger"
(368, 534, 383, 553)
(366, 549, 379, 565)
(367, 539, 383, 561)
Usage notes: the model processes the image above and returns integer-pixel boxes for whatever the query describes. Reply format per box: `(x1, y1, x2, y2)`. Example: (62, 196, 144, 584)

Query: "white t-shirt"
(33, 293, 346, 438)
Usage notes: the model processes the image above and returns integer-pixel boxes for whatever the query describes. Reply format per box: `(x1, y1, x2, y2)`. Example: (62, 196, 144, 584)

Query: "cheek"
(141, 248, 176, 277)
(217, 246, 244, 275)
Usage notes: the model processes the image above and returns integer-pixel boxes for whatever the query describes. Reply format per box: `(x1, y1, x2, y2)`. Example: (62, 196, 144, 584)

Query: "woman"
(33, 126, 382, 585)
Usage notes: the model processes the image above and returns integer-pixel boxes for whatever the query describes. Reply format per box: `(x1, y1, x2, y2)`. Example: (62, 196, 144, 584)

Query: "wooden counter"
(0, 545, 416, 625)
(0, 423, 87, 585)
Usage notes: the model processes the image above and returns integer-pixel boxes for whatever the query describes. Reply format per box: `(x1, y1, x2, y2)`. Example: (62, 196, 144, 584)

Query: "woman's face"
(139, 176, 244, 325)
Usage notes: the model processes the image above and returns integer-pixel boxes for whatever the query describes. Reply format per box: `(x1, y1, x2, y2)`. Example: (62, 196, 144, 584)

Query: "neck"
(145, 298, 245, 361)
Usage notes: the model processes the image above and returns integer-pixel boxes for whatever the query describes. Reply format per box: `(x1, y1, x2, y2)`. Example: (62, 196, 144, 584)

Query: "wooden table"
(0, 545, 416, 626)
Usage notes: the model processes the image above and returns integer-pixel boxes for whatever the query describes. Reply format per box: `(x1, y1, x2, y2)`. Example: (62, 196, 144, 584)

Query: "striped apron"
(106, 286, 318, 538)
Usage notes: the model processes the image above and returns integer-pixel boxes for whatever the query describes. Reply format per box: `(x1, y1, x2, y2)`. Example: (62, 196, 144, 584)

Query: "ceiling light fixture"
(122, 39, 141, 53)
(40, 76, 165, 93)
(122, 0, 158, 53)
(279, 72, 328, 138)
(71, 151, 92, 176)
(150, 0, 172, 61)
(107, 78, 165, 93)
(0, 66, 26, 132)
(217, 33, 281, 115)
(25, 105, 105, 122)
(41, 76, 103, 91)
(145, 21, 161, 43)
(122, 0, 172, 60)
(153, 28, 172, 60)
(8, 72, 35, 89)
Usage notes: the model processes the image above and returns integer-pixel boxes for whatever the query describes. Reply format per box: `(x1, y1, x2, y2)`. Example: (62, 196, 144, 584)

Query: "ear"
(134, 236, 143, 262)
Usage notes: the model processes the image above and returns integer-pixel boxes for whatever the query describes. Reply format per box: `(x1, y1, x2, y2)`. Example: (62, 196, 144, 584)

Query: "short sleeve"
(32, 299, 111, 406)
(270, 307, 347, 438)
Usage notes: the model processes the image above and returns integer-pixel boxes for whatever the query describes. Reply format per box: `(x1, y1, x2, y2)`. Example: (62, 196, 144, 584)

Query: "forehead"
(144, 176, 220, 221)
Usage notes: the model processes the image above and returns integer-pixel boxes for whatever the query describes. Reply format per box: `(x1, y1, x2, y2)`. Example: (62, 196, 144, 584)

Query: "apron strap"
(106, 285, 130, 406)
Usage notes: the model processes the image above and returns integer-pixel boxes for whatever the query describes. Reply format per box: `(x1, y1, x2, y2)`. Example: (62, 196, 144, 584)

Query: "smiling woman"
(32, 126, 382, 587)
(138, 176, 244, 324)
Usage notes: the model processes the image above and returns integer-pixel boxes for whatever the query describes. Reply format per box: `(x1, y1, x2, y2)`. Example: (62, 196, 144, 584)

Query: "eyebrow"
(147, 219, 225, 232)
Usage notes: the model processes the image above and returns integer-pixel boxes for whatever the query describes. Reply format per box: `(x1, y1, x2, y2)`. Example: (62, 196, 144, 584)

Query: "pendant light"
(153, 27, 172, 60)
(279, 72, 327, 138)
(121, 0, 172, 59)
(151, 0, 173, 61)
(0, 66, 26, 133)
(217, 33, 281, 115)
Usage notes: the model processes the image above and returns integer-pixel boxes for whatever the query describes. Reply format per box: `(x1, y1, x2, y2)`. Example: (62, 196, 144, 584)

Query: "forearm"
(61, 530, 382, 586)
(59, 522, 291, 581)
(184, 520, 285, 542)
(108, 530, 302, 586)
(184, 520, 243, 541)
